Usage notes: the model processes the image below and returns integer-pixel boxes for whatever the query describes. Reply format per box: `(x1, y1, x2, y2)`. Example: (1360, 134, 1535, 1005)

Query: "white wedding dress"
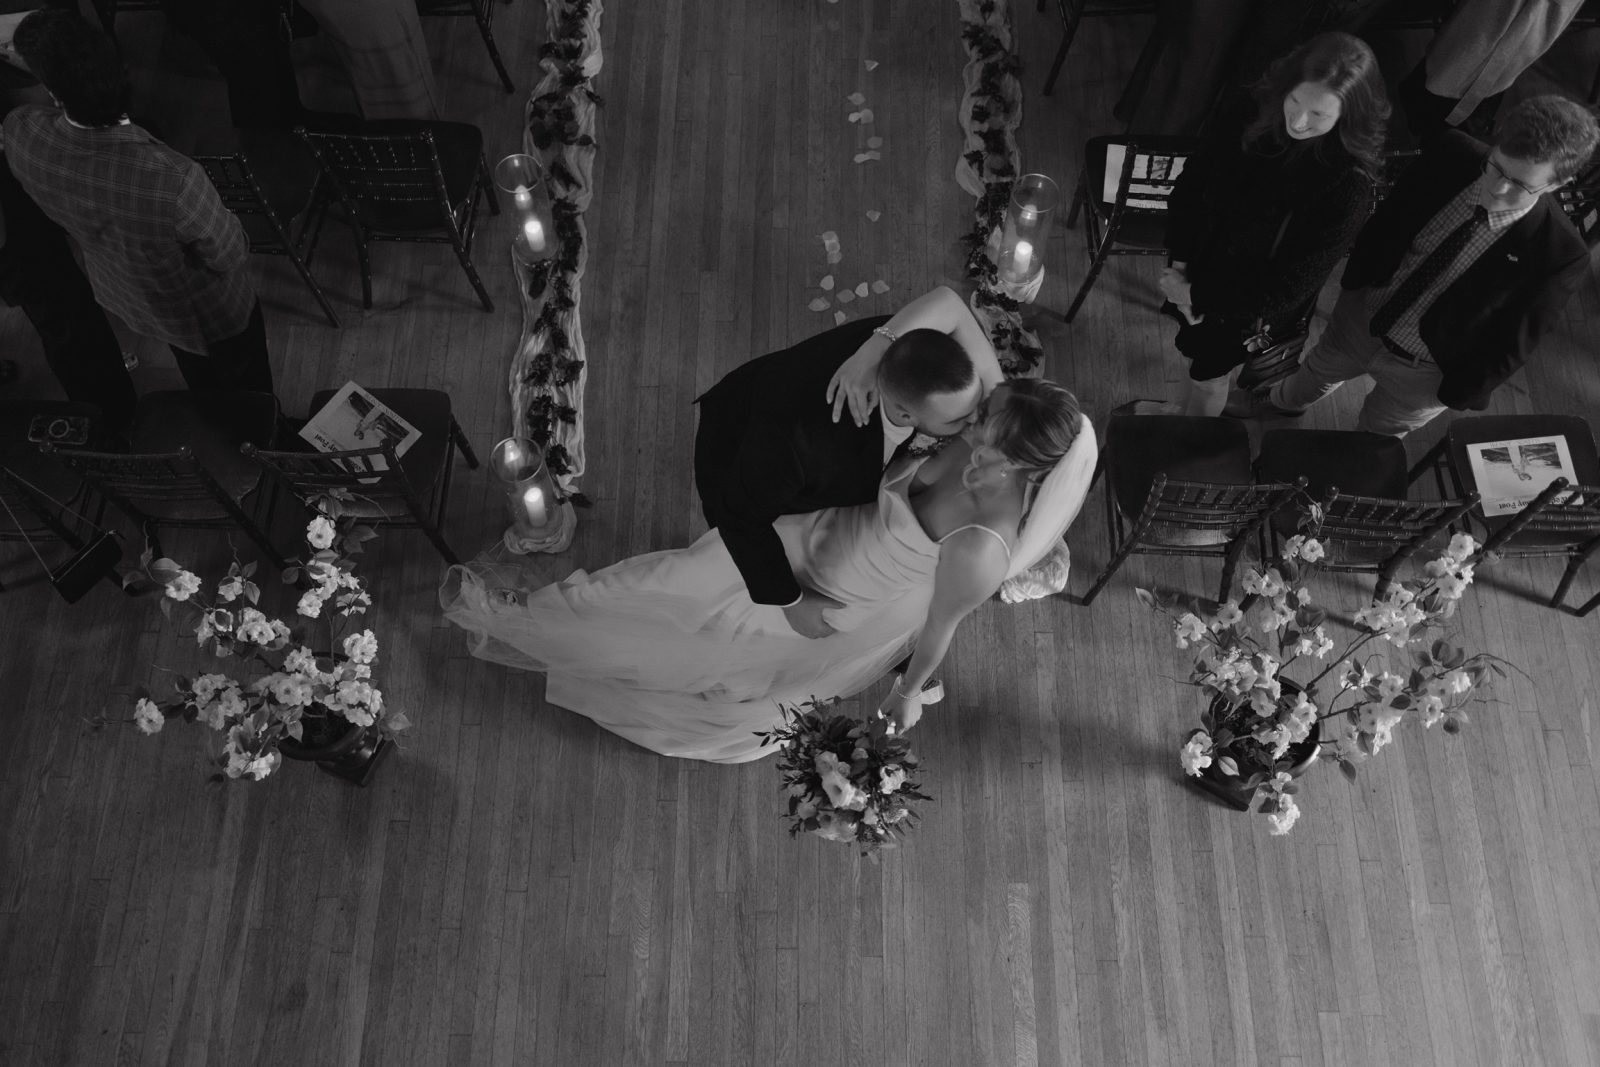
(441, 414, 1097, 764)
(442, 458, 945, 763)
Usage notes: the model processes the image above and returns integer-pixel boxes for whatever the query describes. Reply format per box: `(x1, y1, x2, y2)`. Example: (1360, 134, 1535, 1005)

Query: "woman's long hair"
(1242, 31, 1389, 178)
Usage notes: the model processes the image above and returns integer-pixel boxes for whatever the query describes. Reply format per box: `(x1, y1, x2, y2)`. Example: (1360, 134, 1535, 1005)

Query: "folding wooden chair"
(1038, 0, 1157, 97)
(1062, 134, 1199, 322)
(416, 0, 516, 93)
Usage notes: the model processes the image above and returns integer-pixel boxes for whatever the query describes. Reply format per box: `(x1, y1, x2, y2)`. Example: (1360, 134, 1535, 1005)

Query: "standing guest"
(0, 161, 136, 438)
(1227, 95, 1599, 436)
(2, 10, 275, 396)
(1150, 32, 1389, 417)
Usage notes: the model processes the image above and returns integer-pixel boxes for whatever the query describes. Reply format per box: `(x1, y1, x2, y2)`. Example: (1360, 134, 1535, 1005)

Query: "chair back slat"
(298, 130, 448, 206)
(52, 449, 227, 503)
(244, 444, 419, 498)
(193, 154, 272, 217)
(1513, 484, 1600, 535)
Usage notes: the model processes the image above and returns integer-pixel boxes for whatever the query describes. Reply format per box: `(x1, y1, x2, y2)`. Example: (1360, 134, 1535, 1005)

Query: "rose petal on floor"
(827, 250, 842, 263)
(865, 210, 881, 222)
(864, 60, 878, 71)
(853, 151, 882, 163)
(820, 275, 834, 291)
(808, 297, 830, 312)
(867, 136, 883, 149)
(847, 92, 866, 106)
(837, 290, 855, 304)
(871, 279, 890, 294)
(834, 310, 847, 325)
(854, 282, 869, 298)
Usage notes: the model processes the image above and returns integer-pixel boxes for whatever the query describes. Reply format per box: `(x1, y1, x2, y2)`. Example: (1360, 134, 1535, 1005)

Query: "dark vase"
(1184, 686, 1323, 812)
(278, 716, 392, 787)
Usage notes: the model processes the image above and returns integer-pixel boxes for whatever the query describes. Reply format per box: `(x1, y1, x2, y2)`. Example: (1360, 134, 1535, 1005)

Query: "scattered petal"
(848, 112, 862, 123)
(856, 108, 873, 123)
(847, 92, 866, 106)
(808, 297, 830, 312)
(854, 282, 869, 298)
(836, 289, 855, 304)
(871, 279, 890, 294)
(865, 210, 881, 222)
(853, 151, 883, 164)
(867, 136, 883, 149)
(834, 310, 848, 325)
(864, 60, 878, 71)
(820, 274, 834, 290)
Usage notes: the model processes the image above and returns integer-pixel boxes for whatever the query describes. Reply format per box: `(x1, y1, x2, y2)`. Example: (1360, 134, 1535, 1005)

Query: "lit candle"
(521, 485, 548, 527)
(513, 183, 533, 211)
(1020, 205, 1039, 225)
(522, 216, 547, 252)
(1010, 240, 1033, 278)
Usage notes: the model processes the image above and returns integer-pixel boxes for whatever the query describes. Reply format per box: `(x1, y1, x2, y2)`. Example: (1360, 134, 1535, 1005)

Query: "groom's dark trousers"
(694, 316, 892, 607)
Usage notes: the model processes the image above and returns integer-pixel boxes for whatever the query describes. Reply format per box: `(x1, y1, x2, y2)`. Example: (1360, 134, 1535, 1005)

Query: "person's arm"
(826, 286, 1002, 426)
(1436, 246, 1588, 410)
(174, 165, 248, 275)
(876, 528, 1010, 732)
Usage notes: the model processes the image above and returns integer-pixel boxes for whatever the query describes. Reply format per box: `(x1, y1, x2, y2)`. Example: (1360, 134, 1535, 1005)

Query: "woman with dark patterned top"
(1155, 32, 1390, 416)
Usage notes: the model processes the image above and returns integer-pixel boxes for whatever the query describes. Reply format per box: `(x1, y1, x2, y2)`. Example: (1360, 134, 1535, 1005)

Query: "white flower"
(1266, 794, 1301, 835)
(820, 770, 868, 811)
(306, 516, 337, 550)
(216, 576, 244, 602)
(1243, 568, 1285, 598)
(1334, 733, 1365, 764)
(215, 686, 246, 721)
(165, 570, 202, 601)
(1443, 669, 1472, 695)
(1258, 725, 1292, 761)
(1358, 706, 1403, 753)
(1416, 691, 1445, 727)
(1212, 601, 1243, 629)
(1174, 613, 1207, 649)
(297, 590, 327, 618)
(283, 647, 319, 675)
(1437, 573, 1469, 601)
(1376, 672, 1405, 702)
(235, 607, 277, 646)
(271, 674, 315, 707)
(134, 698, 164, 735)
(245, 751, 280, 780)
(343, 630, 379, 665)
(1446, 532, 1478, 563)
(1179, 732, 1213, 776)
(1297, 538, 1325, 562)
(879, 766, 906, 794)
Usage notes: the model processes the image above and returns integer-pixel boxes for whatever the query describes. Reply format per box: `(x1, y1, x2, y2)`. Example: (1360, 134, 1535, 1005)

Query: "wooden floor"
(3, 3, 1600, 1065)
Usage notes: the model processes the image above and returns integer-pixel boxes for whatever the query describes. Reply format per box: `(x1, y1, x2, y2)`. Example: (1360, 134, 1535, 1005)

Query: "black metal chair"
(296, 121, 500, 312)
(242, 387, 480, 565)
(1256, 428, 1476, 600)
(1079, 413, 1299, 604)
(416, 0, 516, 94)
(1062, 134, 1200, 322)
(1038, 0, 1157, 97)
(1411, 414, 1600, 615)
(194, 151, 341, 327)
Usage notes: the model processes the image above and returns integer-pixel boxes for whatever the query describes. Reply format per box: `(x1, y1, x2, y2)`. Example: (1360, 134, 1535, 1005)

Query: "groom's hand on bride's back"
(782, 589, 845, 639)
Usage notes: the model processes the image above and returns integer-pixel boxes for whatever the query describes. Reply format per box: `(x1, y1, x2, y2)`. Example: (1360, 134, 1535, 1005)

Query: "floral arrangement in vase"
(113, 515, 409, 782)
(757, 697, 931, 857)
(1140, 507, 1508, 835)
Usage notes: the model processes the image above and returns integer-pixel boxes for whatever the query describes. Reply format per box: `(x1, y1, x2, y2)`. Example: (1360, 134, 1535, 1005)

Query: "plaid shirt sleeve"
(173, 164, 248, 276)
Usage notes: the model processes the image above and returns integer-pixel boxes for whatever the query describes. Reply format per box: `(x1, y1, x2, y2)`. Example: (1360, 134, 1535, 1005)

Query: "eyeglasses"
(1482, 156, 1564, 198)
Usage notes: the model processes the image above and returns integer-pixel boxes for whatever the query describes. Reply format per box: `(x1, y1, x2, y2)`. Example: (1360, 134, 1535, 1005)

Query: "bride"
(441, 378, 1097, 764)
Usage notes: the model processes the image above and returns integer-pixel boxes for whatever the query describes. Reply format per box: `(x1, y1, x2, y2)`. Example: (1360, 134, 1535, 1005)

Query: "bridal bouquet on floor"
(112, 517, 410, 781)
(759, 697, 931, 857)
(1140, 505, 1510, 835)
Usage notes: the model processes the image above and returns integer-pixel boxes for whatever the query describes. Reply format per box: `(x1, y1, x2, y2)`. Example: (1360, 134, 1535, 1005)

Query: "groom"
(695, 313, 992, 639)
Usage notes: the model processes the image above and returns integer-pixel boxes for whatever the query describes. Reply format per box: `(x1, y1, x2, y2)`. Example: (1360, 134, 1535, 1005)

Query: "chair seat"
(131, 391, 279, 504)
(1108, 415, 1252, 519)
(1258, 429, 1410, 540)
(1445, 414, 1600, 545)
(306, 387, 453, 508)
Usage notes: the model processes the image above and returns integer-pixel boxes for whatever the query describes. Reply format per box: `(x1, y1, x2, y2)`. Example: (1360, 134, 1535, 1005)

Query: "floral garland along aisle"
(509, 0, 604, 507)
(955, 0, 1044, 376)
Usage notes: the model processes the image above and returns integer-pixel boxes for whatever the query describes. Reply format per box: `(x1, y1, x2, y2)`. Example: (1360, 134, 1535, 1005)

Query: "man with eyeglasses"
(1226, 94, 1598, 435)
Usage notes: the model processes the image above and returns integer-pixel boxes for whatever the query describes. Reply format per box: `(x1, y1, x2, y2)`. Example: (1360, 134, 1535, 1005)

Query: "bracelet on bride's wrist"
(890, 677, 913, 700)
(872, 325, 898, 344)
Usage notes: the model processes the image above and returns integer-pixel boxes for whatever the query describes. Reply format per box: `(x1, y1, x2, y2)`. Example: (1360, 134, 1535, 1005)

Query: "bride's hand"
(876, 689, 922, 734)
(826, 333, 890, 426)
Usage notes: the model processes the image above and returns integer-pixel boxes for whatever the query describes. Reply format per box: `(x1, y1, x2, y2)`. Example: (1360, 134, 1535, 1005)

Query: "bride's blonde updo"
(974, 378, 1082, 474)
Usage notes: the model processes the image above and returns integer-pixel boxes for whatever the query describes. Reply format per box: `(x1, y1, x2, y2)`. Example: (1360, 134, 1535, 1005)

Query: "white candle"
(1010, 240, 1033, 278)
(1020, 205, 1039, 224)
(513, 184, 533, 211)
(521, 485, 548, 527)
(522, 217, 547, 252)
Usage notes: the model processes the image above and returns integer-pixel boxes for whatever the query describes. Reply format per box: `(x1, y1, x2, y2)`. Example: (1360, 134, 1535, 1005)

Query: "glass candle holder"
(489, 437, 561, 541)
(494, 153, 555, 264)
(1000, 173, 1060, 284)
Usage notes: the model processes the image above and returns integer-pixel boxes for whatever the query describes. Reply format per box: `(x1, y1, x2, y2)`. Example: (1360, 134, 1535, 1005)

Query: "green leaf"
(241, 561, 258, 578)
(1134, 587, 1157, 609)
(1217, 756, 1239, 777)
(1339, 761, 1358, 781)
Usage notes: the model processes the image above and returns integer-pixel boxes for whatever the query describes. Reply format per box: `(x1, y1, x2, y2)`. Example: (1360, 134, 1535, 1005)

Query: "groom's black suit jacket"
(694, 316, 892, 606)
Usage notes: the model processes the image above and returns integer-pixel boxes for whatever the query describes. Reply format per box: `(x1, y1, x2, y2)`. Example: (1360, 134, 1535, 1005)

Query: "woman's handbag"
(1234, 211, 1309, 391)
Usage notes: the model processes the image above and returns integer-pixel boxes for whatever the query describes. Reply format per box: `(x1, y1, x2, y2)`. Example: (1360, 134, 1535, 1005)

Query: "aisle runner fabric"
(508, 0, 604, 499)
(955, 0, 1044, 375)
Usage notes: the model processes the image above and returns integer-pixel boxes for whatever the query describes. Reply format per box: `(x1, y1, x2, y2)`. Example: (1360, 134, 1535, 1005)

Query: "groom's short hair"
(879, 329, 975, 398)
